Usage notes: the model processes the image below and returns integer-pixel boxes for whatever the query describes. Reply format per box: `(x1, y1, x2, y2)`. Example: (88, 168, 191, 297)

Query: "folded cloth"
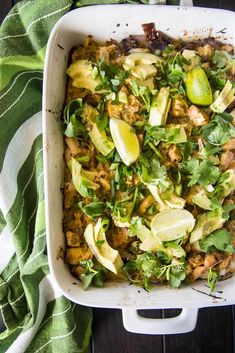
(0, 0, 177, 352)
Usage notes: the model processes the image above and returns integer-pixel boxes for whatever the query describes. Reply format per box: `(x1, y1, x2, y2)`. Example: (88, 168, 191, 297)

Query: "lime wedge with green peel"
(109, 117, 140, 166)
(151, 209, 196, 241)
(185, 66, 213, 106)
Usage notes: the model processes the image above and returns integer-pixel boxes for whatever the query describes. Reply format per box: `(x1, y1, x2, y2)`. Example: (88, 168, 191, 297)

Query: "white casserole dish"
(43, 4, 235, 335)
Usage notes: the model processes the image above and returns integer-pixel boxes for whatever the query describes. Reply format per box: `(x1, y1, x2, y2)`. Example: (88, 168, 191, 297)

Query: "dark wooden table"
(1, 1, 235, 352)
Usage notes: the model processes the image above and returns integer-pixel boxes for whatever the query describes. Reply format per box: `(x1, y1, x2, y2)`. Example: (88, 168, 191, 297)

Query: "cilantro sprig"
(183, 158, 220, 187)
(80, 259, 107, 290)
(123, 253, 186, 290)
(63, 98, 88, 139)
(201, 113, 235, 146)
(207, 268, 218, 292)
(199, 229, 235, 253)
(95, 59, 129, 92)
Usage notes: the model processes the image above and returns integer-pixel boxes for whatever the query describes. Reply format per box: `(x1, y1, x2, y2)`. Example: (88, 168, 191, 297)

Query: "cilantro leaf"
(222, 204, 235, 220)
(95, 155, 109, 164)
(212, 50, 231, 69)
(201, 113, 235, 146)
(199, 143, 222, 159)
(63, 99, 87, 139)
(144, 126, 166, 145)
(80, 273, 96, 290)
(167, 63, 184, 84)
(78, 201, 106, 218)
(63, 98, 83, 124)
(207, 268, 218, 292)
(199, 229, 235, 253)
(181, 142, 193, 162)
(168, 264, 186, 288)
(111, 188, 138, 224)
(182, 158, 199, 174)
(77, 156, 90, 163)
(139, 151, 168, 188)
(130, 81, 155, 112)
(155, 260, 186, 288)
(145, 125, 187, 145)
(80, 259, 106, 290)
(124, 253, 186, 290)
(96, 60, 128, 92)
(123, 253, 160, 291)
(96, 114, 108, 131)
(183, 159, 220, 187)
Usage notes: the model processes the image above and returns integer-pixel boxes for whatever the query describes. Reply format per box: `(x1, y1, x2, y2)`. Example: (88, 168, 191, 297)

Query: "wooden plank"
(193, 0, 220, 7)
(92, 309, 163, 353)
(163, 307, 233, 353)
(219, 0, 235, 11)
(0, 0, 12, 24)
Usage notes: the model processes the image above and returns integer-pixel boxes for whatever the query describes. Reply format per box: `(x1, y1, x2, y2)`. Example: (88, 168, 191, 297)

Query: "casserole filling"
(62, 23, 235, 291)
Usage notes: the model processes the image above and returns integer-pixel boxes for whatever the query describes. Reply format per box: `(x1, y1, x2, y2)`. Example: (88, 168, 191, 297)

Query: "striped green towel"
(0, 0, 178, 352)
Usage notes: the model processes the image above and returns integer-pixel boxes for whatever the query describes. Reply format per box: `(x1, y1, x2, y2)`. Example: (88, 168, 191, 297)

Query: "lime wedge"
(151, 209, 196, 241)
(109, 117, 140, 166)
(185, 66, 213, 106)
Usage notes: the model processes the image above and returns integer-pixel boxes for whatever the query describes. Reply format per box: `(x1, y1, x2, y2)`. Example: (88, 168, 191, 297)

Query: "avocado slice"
(89, 123, 115, 156)
(130, 64, 157, 80)
(190, 208, 226, 243)
(67, 59, 101, 92)
(215, 169, 235, 199)
(164, 243, 186, 258)
(147, 185, 185, 210)
(149, 87, 171, 126)
(129, 217, 162, 252)
(81, 103, 99, 123)
(210, 80, 235, 114)
(123, 52, 161, 70)
(72, 77, 100, 92)
(84, 219, 123, 274)
(70, 158, 100, 197)
(136, 77, 155, 90)
(165, 193, 186, 209)
(123, 52, 161, 81)
(118, 91, 128, 104)
(167, 125, 187, 144)
(67, 60, 93, 78)
(192, 190, 212, 210)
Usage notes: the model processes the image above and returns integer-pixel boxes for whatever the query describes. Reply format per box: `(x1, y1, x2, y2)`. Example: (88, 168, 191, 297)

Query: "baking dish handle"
(179, 0, 193, 6)
(122, 308, 198, 335)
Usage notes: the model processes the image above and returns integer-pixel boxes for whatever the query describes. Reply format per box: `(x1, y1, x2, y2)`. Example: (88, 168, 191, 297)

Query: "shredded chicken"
(168, 144, 182, 164)
(138, 194, 154, 215)
(220, 150, 234, 171)
(65, 137, 80, 155)
(188, 105, 209, 126)
(223, 138, 235, 150)
(197, 44, 214, 59)
(171, 97, 188, 117)
(188, 266, 207, 282)
(66, 247, 93, 265)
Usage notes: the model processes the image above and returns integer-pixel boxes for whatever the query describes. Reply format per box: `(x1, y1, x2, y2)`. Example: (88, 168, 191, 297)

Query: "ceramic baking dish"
(43, 3, 235, 334)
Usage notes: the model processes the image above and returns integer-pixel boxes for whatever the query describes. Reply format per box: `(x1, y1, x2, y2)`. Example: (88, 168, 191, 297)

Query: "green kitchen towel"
(0, 0, 178, 352)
